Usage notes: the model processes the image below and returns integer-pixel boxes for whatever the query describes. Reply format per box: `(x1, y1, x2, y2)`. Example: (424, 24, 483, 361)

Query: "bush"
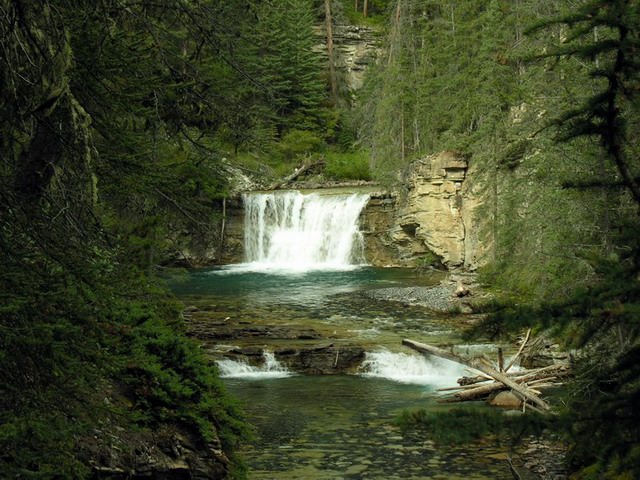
(396, 407, 552, 445)
(324, 151, 372, 181)
(277, 129, 323, 161)
(120, 308, 249, 453)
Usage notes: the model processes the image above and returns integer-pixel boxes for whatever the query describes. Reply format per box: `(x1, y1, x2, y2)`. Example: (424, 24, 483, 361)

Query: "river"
(169, 266, 531, 480)
(168, 190, 533, 479)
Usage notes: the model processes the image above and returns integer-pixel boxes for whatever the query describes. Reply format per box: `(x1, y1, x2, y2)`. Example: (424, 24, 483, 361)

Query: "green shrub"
(324, 151, 372, 180)
(396, 407, 552, 445)
(121, 312, 249, 451)
(277, 129, 323, 161)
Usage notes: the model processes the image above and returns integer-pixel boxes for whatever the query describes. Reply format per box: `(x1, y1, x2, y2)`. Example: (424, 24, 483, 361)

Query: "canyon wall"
(215, 151, 487, 271)
(385, 151, 485, 270)
(313, 24, 382, 92)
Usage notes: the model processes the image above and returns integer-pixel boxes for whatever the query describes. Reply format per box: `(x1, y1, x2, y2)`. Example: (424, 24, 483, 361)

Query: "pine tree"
(245, 0, 327, 136)
(531, 0, 640, 209)
(0, 1, 254, 475)
(479, 2, 640, 476)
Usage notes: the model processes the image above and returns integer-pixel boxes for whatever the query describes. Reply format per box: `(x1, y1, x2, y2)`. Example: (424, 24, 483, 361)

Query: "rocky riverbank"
(361, 273, 483, 314)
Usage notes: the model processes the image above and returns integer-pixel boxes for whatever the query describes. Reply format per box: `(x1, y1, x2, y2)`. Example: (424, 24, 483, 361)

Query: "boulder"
(487, 390, 523, 409)
(276, 344, 365, 375)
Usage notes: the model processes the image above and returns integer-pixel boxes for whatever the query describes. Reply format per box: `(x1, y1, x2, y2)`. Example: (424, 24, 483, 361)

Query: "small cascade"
(216, 352, 293, 379)
(360, 350, 466, 387)
(242, 191, 369, 272)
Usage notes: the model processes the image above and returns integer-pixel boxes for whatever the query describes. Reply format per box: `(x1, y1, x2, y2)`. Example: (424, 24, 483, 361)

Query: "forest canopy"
(1, 0, 639, 478)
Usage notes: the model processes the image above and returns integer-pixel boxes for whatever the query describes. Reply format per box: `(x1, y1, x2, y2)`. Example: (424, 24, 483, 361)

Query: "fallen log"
(472, 357, 551, 411)
(458, 370, 524, 386)
(458, 362, 571, 387)
(267, 158, 325, 190)
(401, 339, 471, 365)
(440, 381, 508, 403)
(441, 377, 565, 403)
(505, 328, 531, 372)
(402, 339, 551, 411)
(441, 371, 567, 404)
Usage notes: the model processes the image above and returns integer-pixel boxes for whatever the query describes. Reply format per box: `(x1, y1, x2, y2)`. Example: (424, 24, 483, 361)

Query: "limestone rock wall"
(201, 150, 488, 271)
(219, 197, 245, 265)
(459, 160, 488, 270)
(360, 194, 397, 266)
(390, 152, 472, 269)
(313, 24, 381, 92)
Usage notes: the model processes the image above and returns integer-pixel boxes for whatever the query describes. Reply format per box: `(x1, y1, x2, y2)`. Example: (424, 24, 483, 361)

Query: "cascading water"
(242, 191, 369, 272)
(360, 350, 466, 388)
(216, 352, 293, 379)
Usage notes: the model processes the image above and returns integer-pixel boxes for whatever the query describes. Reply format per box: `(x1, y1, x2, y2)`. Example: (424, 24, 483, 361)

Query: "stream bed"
(169, 266, 540, 479)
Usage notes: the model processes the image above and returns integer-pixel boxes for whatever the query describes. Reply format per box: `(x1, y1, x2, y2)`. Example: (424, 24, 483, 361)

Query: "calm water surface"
(170, 267, 527, 479)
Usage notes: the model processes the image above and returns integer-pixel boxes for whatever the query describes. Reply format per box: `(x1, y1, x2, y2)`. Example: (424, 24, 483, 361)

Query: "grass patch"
(324, 150, 372, 181)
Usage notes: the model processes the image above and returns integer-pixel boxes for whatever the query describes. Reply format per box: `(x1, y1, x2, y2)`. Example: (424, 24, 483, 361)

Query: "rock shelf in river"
(363, 285, 457, 312)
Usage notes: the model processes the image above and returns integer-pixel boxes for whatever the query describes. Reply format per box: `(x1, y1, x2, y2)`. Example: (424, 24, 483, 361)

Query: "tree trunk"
(402, 339, 551, 410)
(325, 0, 338, 106)
(267, 159, 326, 190)
(14, 112, 65, 207)
(219, 196, 227, 261)
(363, 0, 368, 17)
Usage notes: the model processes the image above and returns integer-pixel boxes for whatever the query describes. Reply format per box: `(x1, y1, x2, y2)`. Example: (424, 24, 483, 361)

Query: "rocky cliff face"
(389, 152, 475, 269)
(360, 193, 397, 266)
(313, 24, 381, 92)
(212, 154, 484, 271)
(192, 152, 487, 271)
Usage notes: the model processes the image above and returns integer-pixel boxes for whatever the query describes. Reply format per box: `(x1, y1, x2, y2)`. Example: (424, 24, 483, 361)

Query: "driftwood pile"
(402, 330, 571, 413)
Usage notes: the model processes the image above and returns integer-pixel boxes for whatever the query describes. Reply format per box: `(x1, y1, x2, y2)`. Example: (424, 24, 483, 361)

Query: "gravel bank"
(363, 285, 458, 312)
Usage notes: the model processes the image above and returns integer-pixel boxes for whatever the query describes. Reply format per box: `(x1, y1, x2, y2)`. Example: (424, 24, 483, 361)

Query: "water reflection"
(171, 266, 440, 308)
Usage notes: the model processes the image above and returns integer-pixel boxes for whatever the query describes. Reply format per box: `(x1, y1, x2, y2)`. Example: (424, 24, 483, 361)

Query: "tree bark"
(324, 0, 338, 106)
(402, 339, 551, 410)
(219, 196, 227, 260)
(14, 112, 65, 207)
(440, 381, 508, 402)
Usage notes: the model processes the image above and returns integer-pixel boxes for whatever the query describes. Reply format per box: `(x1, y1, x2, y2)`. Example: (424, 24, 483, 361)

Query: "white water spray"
(242, 191, 369, 272)
(360, 350, 466, 388)
(216, 352, 293, 379)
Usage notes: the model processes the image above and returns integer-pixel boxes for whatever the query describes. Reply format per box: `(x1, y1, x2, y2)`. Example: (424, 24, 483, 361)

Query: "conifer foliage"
(527, 1, 640, 476)
(361, 0, 640, 476)
(0, 0, 332, 476)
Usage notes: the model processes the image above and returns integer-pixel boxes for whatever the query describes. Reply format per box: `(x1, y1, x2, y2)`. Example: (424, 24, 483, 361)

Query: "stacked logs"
(402, 331, 570, 413)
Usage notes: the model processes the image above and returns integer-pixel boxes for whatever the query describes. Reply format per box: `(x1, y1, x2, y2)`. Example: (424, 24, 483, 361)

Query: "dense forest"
(0, 0, 638, 479)
(360, 1, 640, 478)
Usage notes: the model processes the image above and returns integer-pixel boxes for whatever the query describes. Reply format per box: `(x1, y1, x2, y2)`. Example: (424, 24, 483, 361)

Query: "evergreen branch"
(561, 178, 639, 190)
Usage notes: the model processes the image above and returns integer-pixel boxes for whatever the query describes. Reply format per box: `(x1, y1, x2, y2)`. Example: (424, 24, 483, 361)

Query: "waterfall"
(360, 350, 466, 387)
(242, 191, 370, 272)
(216, 352, 293, 379)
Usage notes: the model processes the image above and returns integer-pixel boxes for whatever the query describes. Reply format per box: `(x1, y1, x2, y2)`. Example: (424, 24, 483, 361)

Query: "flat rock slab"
(222, 344, 366, 375)
(187, 319, 323, 341)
